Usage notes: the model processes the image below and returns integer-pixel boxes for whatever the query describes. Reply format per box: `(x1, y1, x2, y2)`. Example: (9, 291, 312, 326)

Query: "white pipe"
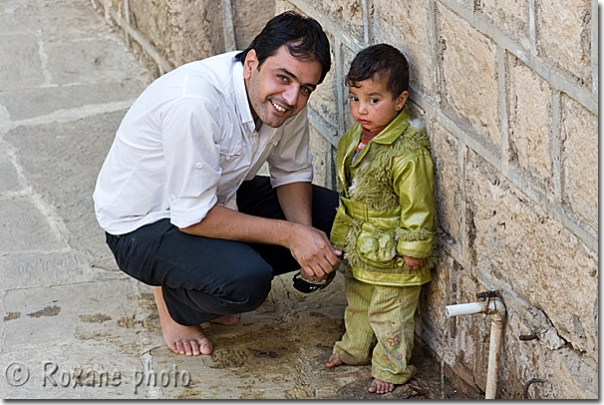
(445, 297, 506, 399)
(445, 301, 487, 317)
(485, 317, 503, 399)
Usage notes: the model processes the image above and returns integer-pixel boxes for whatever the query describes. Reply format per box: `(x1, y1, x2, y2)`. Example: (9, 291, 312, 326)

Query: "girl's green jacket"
(330, 108, 437, 287)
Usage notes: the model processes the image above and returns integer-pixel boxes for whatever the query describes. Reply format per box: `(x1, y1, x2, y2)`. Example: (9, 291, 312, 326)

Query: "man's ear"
(396, 90, 409, 111)
(243, 49, 258, 80)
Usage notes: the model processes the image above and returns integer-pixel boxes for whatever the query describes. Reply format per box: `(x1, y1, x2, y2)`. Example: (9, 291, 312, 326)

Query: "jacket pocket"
(356, 222, 399, 269)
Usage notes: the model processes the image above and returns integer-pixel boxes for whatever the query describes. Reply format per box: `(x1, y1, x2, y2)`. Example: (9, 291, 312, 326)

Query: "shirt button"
(196, 162, 203, 169)
(226, 156, 231, 161)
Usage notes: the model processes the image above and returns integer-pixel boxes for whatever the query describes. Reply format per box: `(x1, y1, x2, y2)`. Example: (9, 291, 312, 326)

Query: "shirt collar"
(232, 58, 256, 133)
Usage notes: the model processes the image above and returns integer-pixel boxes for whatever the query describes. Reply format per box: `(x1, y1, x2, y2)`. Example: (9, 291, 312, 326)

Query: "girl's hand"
(404, 255, 424, 270)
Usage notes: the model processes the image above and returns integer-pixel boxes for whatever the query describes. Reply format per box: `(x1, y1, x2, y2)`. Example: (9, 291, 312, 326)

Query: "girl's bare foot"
(153, 287, 213, 356)
(368, 378, 396, 394)
(209, 314, 241, 325)
(326, 354, 343, 368)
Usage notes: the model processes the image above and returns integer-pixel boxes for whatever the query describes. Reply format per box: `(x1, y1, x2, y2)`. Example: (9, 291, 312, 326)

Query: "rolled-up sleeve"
(267, 107, 313, 188)
(391, 147, 436, 259)
(161, 97, 222, 228)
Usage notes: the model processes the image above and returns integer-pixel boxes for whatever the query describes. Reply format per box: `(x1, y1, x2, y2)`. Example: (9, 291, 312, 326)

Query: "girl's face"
(348, 75, 408, 133)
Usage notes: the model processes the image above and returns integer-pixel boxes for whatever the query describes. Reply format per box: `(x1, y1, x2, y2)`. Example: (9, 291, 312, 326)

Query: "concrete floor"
(0, 0, 465, 399)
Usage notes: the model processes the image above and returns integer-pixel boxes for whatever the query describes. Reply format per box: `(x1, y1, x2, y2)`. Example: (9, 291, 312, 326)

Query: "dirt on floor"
(139, 274, 471, 400)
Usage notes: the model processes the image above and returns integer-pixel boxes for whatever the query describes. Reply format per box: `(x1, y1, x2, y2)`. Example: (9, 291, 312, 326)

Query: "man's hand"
(288, 224, 341, 282)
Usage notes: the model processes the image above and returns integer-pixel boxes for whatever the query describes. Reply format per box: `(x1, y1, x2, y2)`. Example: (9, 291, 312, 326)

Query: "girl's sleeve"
(391, 147, 436, 259)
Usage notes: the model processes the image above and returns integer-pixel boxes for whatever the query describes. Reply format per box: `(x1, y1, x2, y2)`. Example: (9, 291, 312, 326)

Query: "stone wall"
(90, 0, 598, 399)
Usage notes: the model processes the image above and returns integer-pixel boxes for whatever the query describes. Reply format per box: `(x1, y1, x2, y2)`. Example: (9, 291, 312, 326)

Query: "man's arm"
(276, 182, 341, 280)
(179, 201, 340, 280)
(276, 181, 313, 226)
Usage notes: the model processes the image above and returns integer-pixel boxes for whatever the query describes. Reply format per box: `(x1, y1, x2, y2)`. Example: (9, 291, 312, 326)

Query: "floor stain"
(117, 316, 136, 328)
(27, 305, 61, 318)
(3, 311, 21, 321)
(79, 313, 112, 323)
(74, 331, 113, 341)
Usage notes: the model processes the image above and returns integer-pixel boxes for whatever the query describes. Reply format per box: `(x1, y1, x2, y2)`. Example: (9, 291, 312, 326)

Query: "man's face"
(243, 45, 323, 128)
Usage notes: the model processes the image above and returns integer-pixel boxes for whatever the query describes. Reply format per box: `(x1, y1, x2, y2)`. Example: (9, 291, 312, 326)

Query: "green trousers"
(333, 270, 422, 384)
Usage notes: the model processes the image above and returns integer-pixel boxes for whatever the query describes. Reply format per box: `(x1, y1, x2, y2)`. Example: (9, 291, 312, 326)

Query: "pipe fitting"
(445, 292, 506, 399)
(445, 296, 506, 322)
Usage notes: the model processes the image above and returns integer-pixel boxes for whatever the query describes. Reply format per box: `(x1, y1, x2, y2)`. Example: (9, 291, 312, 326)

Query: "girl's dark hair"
(346, 44, 409, 98)
(235, 11, 331, 84)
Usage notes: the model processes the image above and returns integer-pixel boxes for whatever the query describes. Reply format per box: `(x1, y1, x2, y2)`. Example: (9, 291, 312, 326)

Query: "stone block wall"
(90, 0, 598, 399)
(90, 0, 276, 75)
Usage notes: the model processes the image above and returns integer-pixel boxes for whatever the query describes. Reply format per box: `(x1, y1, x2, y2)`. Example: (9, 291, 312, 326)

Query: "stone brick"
(0, 33, 44, 91)
(438, 5, 500, 147)
(275, 0, 301, 14)
(465, 150, 597, 357)
(127, 0, 222, 67)
(340, 44, 358, 133)
(178, 0, 226, 63)
(551, 346, 598, 398)
(0, 0, 39, 35)
(44, 39, 146, 86)
(0, 152, 20, 193)
(1, 278, 148, 349)
(416, 250, 459, 364)
(476, 0, 530, 50)
(430, 122, 462, 246)
(232, 0, 275, 49)
(537, 0, 592, 87)
(453, 0, 473, 9)
(307, 0, 365, 43)
(308, 33, 339, 131)
(372, 0, 433, 95)
(5, 111, 128, 263)
(0, 197, 64, 255)
(0, 253, 85, 290)
(38, 0, 109, 42)
(0, 80, 147, 121)
(308, 125, 333, 188)
(560, 95, 598, 231)
(508, 56, 553, 189)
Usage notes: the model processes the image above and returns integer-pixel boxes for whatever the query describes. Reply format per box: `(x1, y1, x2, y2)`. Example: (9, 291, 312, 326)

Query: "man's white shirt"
(93, 51, 313, 235)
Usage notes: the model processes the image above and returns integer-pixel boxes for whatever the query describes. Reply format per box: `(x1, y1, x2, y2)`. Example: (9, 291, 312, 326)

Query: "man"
(93, 11, 341, 357)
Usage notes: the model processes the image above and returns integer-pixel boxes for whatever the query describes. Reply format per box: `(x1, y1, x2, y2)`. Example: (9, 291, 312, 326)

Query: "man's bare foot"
(326, 354, 343, 368)
(209, 314, 241, 325)
(368, 378, 397, 394)
(153, 287, 213, 356)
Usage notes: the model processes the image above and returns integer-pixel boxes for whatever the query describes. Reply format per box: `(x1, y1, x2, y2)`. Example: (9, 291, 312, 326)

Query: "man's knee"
(214, 261, 274, 312)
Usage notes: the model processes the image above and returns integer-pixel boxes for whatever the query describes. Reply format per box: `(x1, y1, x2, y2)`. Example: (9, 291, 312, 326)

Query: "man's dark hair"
(235, 11, 331, 84)
(346, 43, 409, 98)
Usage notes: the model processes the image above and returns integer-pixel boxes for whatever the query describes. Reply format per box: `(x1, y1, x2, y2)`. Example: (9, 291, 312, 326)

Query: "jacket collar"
(368, 108, 411, 145)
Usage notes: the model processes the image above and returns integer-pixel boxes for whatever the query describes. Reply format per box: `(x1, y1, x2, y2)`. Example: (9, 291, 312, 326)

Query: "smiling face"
(348, 74, 408, 133)
(243, 45, 323, 128)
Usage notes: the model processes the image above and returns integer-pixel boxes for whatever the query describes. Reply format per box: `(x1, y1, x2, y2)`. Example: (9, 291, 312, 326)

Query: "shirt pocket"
(218, 129, 243, 169)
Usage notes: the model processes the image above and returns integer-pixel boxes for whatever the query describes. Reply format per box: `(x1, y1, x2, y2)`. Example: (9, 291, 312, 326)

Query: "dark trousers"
(105, 176, 338, 326)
